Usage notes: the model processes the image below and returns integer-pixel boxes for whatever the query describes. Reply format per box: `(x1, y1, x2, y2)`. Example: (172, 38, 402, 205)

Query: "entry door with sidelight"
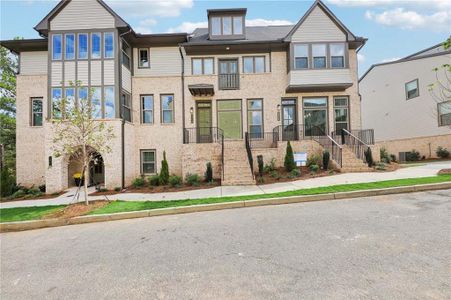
(196, 101, 213, 143)
(217, 100, 242, 139)
(282, 99, 297, 141)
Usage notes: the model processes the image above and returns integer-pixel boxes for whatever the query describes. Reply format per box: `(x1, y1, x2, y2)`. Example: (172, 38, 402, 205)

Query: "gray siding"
(77, 61, 89, 85)
(133, 47, 181, 77)
(20, 51, 48, 75)
(51, 61, 63, 86)
(50, 0, 115, 30)
(64, 61, 76, 85)
(104, 60, 115, 85)
(122, 65, 131, 92)
(289, 69, 352, 85)
(91, 60, 102, 86)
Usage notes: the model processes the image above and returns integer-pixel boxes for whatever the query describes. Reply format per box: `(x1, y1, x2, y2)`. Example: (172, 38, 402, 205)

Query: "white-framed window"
(91, 32, 101, 59)
(161, 94, 174, 123)
(65, 34, 75, 60)
(139, 48, 150, 68)
(294, 44, 308, 69)
(104, 32, 114, 59)
(104, 86, 115, 119)
(312, 44, 327, 69)
(141, 95, 154, 124)
(243, 56, 265, 73)
(31, 97, 43, 126)
(140, 150, 156, 174)
(52, 34, 62, 60)
(192, 58, 214, 75)
(78, 33, 88, 59)
(330, 43, 345, 68)
(51, 88, 62, 119)
(438, 101, 451, 126)
(405, 79, 419, 100)
(247, 99, 263, 138)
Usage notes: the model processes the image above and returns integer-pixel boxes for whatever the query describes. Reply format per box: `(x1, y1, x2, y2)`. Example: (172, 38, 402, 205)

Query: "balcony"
(218, 73, 240, 90)
(286, 69, 353, 93)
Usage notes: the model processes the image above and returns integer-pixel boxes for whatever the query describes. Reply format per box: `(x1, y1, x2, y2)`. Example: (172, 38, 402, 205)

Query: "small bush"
(287, 169, 301, 179)
(186, 173, 201, 186)
(406, 150, 420, 161)
(169, 175, 182, 187)
(380, 147, 391, 164)
(29, 187, 42, 196)
(38, 184, 46, 193)
(284, 141, 296, 172)
(269, 170, 281, 180)
(132, 177, 145, 188)
(205, 162, 213, 182)
(390, 154, 397, 162)
(257, 155, 264, 177)
(364, 148, 374, 167)
(263, 158, 276, 173)
(148, 174, 160, 187)
(11, 189, 26, 198)
(257, 177, 264, 184)
(322, 151, 330, 170)
(159, 151, 169, 185)
(114, 187, 121, 192)
(309, 164, 319, 174)
(0, 167, 16, 197)
(436, 146, 450, 158)
(375, 162, 386, 170)
(307, 154, 322, 168)
(99, 188, 108, 192)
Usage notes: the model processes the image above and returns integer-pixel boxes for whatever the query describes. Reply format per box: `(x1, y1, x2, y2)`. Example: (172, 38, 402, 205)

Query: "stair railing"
(310, 126, 343, 168)
(342, 129, 370, 163)
(244, 132, 255, 179)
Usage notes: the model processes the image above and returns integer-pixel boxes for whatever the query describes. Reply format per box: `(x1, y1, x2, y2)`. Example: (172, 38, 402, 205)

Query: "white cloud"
(357, 53, 365, 63)
(133, 18, 157, 34)
(327, 0, 451, 9)
(167, 18, 294, 33)
(381, 57, 401, 63)
(105, 0, 193, 18)
(365, 8, 450, 31)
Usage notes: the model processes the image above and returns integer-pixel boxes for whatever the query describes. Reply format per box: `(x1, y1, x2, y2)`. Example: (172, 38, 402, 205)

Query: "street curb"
(1, 182, 450, 232)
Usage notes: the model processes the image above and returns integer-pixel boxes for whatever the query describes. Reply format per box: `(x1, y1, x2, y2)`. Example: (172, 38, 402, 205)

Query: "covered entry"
(217, 100, 242, 139)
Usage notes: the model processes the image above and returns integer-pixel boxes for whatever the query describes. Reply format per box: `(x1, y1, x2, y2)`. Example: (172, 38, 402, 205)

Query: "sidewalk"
(2, 161, 450, 209)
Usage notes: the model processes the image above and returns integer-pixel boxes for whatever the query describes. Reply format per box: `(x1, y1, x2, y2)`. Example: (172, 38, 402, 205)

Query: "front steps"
(340, 146, 372, 172)
(222, 141, 255, 185)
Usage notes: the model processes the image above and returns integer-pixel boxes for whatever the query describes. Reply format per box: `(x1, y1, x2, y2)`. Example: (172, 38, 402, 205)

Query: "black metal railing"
(310, 126, 343, 168)
(342, 129, 370, 163)
(183, 127, 223, 144)
(244, 132, 255, 179)
(219, 73, 239, 90)
(332, 129, 374, 145)
(272, 124, 304, 142)
(248, 131, 279, 148)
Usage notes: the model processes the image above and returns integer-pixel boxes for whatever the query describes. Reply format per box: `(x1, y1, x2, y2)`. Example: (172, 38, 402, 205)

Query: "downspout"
(178, 45, 186, 143)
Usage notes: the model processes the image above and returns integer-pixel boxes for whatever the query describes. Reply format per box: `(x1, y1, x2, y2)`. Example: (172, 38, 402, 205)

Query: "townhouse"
(1, 0, 375, 193)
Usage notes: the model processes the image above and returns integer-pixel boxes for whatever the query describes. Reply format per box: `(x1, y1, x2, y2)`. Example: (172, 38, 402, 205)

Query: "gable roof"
(359, 41, 451, 82)
(34, 0, 130, 36)
(284, 0, 357, 42)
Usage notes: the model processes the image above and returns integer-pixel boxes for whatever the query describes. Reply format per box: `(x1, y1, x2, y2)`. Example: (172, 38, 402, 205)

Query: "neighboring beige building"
(1, 0, 375, 193)
(360, 44, 451, 160)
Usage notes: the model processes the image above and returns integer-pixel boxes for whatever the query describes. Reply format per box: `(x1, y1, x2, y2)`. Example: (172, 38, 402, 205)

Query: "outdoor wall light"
(277, 104, 281, 121)
(190, 107, 194, 124)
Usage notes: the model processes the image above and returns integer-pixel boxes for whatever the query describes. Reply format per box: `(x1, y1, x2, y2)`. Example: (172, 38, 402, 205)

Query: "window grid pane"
(65, 34, 75, 60)
(91, 87, 102, 119)
(255, 57, 265, 73)
(204, 58, 214, 74)
(91, 33, 101, 59)
(192, 59, 202, 75)
(243, 57, 253, 73)
(78, 34, 88, 59)
(139, 49, 149, 68)
(52, 35, 62, 60)
(104, 86, 115, 118)
(211, 17, 221, 35)
(222, 17, 232, 35)
(161, 95, 174, 123)
(104, 32, 114, 58)
(52, 88, 62, 118)
(32, 99, 43, 126)
(142, 95, 154, 124)
(233, 16, 243, 34)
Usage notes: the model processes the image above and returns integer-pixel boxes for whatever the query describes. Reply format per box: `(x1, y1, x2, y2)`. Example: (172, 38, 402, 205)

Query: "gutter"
(178, 45, 186, 143)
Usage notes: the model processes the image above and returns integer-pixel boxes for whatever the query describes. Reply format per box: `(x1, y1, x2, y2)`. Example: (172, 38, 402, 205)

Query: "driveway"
(1, 189, 450, 299)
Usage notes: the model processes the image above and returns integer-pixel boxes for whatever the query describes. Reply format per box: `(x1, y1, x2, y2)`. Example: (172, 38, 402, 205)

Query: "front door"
(196, 101, 212, 143)
(217, 100, 242, 139)
(282, 99, 297, 141)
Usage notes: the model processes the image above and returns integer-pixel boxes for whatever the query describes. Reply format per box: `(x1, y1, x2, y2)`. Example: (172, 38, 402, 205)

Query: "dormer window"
(208, 8, 246, 40)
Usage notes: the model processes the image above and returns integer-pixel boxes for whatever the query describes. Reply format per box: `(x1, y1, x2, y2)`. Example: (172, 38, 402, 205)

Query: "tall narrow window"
(104, 86, 115, 118)
(52, 34, 62, 60)
(334, 96, 349, 133)
(139, 49, 150, 68)
(247, 99, 263, 138)
(330, 43, 345, 68)
(222, 17, 232, 35)
(65, 88, 75, 114)
(405, 79, 419, 100)
(294, 44, 308, 69)
(78, 33, 88, 59)
(211, 17, 221, 35)
(104, 32, 114, 58)
(90, 87, 101, 119)
(122, 41, 131, 69)
(141, 95, 154, 124)
(91, 33, 101, 59)
(78, 86, 88, 103)
(161, 94, 174, 124)
(438, 101, 451, 126)
(312, 44, 327, 69)
(31, 98, 43, 126)
(122, 93, 131, 122)
(65, 34, 75, 60)
(52, 88, 62, 119)
(233, 16, 243, 34)
(140, 150, 156, 174)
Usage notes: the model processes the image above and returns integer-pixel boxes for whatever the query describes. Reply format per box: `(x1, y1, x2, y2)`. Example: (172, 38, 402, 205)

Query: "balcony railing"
(183, 127, 223, 144)
(331, 129, 374, 145)
(219, 73, 239, 90)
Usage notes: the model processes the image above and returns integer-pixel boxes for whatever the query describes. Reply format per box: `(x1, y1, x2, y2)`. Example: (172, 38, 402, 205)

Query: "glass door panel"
(282, 101, 297, 141)
(304, 109, 327, 136)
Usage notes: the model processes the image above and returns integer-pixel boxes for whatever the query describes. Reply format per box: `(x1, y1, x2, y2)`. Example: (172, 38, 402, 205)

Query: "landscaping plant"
(159, 151, 169, 185)
(436, 146, 450, 158)
(364, 148, 374, 167)
(205, 162, 213, 182)
(148, 174, 160, 187)
(406, 150, 420, 161)
(186, 173, 201, 186)
(307, 153, 322, 168)
(380, 147, 391, 164)
(169, 175, 182, 187)
(0, 166, 16, 197)
(263, 158, 276, 173)
(288, 169, 301, 179)
(309, 164, 319, 174)
(257, 155, 264, 177)
(132, 177, 145, 188)
(284, 141, 296, 172)
(322, 150, 330, 170)
(269, 170, 281, 180)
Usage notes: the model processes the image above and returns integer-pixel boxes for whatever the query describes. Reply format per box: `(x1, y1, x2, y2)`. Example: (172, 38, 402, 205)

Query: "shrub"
(406, 150, 420, 161)
(0, 167, 16, 197)
(264, 158, 276, 173)
(169, 175, 182, 187)
(375, 162, 386, 171)
(28, 187, 42, 196)
(257, 155, 264, 177)
(114, 187, 121, 192)
(38, 184, 46, 193)
(288, 169, 301, 179)
(380, 147, 391, 164)
(186, 173, 201, 186)
(309, 164, 319, 174)
(148, 174, 160, 187)
(159, 151, 169, 185)
(322, 151, 330, 170)
(390, 154, 397, 162)
(436, 146, 450, 158)
(284, 141, 296, 172)
(269, 170, 281, 180)
(132, 177, 145, 188)
(364, 148, 374, 167)
(11, 189, 26, 198)
(205, 162, 213, 182)
(99, 188, 108, 192)
(307, 153, 322, 168)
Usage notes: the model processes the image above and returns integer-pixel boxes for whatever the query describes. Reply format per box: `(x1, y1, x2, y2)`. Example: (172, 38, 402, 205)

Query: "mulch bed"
(1, 192, 65, 203)
(42, 200, 109, 219)
(375, 162, 400, 172)
(256, 167, 337, 185)
(89, 179, 221, 196)
(438, 169, 451, 175)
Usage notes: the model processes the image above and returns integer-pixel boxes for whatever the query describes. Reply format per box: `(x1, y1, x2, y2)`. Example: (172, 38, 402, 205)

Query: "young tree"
(159, 151, 169, 185)
(284, 141, 296, 172)
(52, 81, 114, 205)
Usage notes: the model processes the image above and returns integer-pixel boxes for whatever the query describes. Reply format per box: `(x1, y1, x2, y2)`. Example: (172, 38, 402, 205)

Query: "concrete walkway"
(1, 161, 450, 209)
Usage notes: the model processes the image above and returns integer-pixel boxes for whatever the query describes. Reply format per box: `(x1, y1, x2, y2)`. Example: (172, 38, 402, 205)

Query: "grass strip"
(0, 205, 65, 223)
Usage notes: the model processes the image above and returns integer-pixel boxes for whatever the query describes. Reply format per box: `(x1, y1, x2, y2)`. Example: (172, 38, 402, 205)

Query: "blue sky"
(1, 0, 450, 76)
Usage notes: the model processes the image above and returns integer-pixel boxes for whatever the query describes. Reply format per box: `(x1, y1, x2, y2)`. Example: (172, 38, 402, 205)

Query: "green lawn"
(0, 205, 65, 223)
(1, 175, 450, 223)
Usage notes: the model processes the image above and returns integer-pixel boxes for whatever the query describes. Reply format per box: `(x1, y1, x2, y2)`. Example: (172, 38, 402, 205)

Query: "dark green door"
(196, 102, 212, 143)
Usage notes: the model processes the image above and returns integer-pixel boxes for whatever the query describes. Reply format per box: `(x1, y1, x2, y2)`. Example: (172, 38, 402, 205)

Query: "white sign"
(294, 152, 307, 166)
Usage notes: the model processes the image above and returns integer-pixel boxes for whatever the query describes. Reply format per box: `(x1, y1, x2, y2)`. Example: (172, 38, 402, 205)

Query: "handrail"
(220, 130, 224, 180)
(244, 132, 255, 179)
(310, 125, 343, 168)
(183, 127, 222, 144)
(342, 128, 370, 162)
(272, 124, 304, 142)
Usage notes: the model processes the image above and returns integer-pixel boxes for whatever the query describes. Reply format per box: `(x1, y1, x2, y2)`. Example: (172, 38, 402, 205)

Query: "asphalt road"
(1, 189, 450, 299)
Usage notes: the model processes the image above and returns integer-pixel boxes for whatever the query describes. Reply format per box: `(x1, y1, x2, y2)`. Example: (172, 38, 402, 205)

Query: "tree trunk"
(82, 145, 89, 205)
